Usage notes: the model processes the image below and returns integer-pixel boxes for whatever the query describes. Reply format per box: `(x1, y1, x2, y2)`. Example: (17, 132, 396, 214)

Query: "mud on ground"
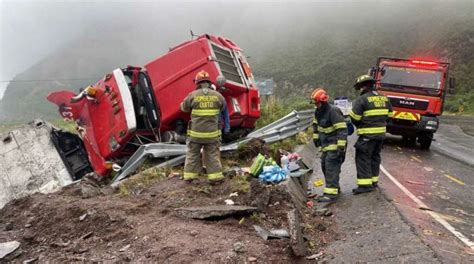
(0, 172, 338, 263)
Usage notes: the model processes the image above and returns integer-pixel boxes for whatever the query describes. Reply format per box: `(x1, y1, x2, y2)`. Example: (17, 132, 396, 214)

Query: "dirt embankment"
(0, 172, 338, 263)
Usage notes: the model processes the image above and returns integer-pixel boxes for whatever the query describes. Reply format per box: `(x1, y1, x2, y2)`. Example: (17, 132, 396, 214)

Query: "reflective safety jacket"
(349, 88, 393, 139)
(180, 82, 226, 143)
(313, 103, 348, 152)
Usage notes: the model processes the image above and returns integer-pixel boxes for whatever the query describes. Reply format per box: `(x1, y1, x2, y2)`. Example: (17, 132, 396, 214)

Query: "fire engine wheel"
(402, 136, 416, 148)
(418, 133, 433, 150)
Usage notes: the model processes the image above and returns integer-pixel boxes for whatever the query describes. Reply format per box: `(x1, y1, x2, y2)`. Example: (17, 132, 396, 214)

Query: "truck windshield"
(380, 66, 442, 92)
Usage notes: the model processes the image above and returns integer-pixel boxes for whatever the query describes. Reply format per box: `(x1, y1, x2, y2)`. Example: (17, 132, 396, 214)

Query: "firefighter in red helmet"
(311, 88, 348, 202)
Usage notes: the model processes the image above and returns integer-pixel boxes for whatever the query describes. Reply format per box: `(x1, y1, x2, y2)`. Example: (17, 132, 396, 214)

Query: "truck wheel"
(402, 136, 416, 147)
(419, 134, 433, 150)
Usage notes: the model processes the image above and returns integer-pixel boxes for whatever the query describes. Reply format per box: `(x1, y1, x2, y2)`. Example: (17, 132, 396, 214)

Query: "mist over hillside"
(1, 1, 473, 123)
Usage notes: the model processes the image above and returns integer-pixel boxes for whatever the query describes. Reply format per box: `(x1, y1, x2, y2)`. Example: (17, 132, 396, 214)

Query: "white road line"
(380, 165, 474, 249)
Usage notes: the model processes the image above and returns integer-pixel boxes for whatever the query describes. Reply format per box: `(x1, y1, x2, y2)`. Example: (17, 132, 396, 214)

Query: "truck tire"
(402, 136, 416, 147)
(419, 133, 433, 150)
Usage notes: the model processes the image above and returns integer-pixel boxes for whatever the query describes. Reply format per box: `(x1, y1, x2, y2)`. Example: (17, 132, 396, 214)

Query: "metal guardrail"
(111, 109, 314, 184)
(111, 143, 187, 183)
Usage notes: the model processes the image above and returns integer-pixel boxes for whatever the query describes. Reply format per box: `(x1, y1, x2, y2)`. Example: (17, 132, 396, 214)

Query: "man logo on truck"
(399, 100, 415, 106)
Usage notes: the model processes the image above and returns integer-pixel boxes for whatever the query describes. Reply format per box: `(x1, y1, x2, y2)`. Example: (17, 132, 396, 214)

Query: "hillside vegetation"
(253, 4, 474, 113)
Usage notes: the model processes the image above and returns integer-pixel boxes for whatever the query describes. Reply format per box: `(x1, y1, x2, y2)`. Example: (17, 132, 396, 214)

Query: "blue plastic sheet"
(258, 165, 288, 183)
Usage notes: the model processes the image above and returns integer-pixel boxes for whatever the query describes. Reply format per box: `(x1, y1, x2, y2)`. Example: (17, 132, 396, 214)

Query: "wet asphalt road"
(380, 126, 474, 262)
(306, 119, 474, 262)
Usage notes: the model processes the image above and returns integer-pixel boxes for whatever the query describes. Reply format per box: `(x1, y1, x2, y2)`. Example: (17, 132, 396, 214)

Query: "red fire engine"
(371, 57, 455, 149)
(47, 34, 260, 178)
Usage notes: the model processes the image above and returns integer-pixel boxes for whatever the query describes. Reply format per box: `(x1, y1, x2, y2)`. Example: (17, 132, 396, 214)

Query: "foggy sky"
(1, 0, 472, 99)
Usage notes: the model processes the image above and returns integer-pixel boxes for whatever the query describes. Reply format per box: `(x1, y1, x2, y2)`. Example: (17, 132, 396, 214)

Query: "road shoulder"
(306, 137, 440, 263)
(432, 124, 474, 167)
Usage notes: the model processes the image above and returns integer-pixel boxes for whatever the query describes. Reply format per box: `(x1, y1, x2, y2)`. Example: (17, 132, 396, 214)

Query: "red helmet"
(194, 70, 211, 84)
(311, 88, 329, 103)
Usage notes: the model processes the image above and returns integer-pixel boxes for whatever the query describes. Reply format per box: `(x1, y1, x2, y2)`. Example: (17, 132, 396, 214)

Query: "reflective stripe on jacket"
(180, 82, 226, 143)
(313, 103, 348, 152)
(349, 88, 393, 139)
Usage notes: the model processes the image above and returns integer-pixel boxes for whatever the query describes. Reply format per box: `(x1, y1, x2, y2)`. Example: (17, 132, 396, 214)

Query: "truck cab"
(371, 57, 454, 149)
(47, 34, 260, 177)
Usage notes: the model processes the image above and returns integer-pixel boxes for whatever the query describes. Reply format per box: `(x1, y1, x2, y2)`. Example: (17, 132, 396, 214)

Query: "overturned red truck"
(48, 34, 260, 179)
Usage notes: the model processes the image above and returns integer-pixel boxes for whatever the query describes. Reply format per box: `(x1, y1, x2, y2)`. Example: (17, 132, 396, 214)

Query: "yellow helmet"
(354, 74, 375, 90)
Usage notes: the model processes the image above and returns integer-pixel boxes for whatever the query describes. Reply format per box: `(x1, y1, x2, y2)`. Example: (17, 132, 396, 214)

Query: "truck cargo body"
(48, 34, 260, 178)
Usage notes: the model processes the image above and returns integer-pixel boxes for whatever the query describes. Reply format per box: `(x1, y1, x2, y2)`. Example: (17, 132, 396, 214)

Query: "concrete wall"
(0, 120, 72, 208)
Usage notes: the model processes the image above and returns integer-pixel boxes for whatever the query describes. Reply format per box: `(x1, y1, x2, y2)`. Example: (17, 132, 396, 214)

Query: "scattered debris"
(423, 229, 434, 235)
(313, 179, 324, 187)
(51, 239, 70, 247)
(0, 142, 336, 262)
(406, 180, 425, 185)
(224, 199, 235, 205)
(79, 213, 87, 221)
(287, 209, 307, 256)
(423, 167, 433, 172)
(271, 229, 290, 238)
(175, 205, 258, 219)
(168, 172, 180, 178)
(119, 244, 131, 252)
(23, 257, 39, 263)
(0, 241, 20, 259)
(306, 252, 324, 260)
(418, 206, 432, 211)
(253, 225, 290, 240)
(232, 242, 246, 253)
(81, 231, 93, 240)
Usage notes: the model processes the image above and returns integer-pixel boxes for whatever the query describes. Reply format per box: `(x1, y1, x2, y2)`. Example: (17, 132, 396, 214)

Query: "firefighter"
(350, 75, 393, 194)
(180, 70, 227, 183)
(312, 88, 348, 202)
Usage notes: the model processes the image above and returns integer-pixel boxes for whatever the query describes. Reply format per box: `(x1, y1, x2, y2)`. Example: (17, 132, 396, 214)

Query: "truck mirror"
(216, 75, 226, 89)
(367, 67, 376, 76)
(448, 77, 456, 94)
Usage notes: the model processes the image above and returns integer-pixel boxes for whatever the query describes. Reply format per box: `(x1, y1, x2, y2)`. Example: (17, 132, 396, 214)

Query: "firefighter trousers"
(183, 140, 223, 181)
(354, 137, 383, 186)
(321, 150, 344, 195)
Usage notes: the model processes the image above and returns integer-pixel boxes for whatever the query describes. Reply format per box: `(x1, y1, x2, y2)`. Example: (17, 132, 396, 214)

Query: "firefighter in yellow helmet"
(180, 70, 227, 183)
(350, 75, 393, 194)
(311, 88, 348, 202)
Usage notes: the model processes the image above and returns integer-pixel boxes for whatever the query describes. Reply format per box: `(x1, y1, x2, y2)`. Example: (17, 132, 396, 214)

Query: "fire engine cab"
(370, 57, 455, 149)
(47, 34, 260, 178)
